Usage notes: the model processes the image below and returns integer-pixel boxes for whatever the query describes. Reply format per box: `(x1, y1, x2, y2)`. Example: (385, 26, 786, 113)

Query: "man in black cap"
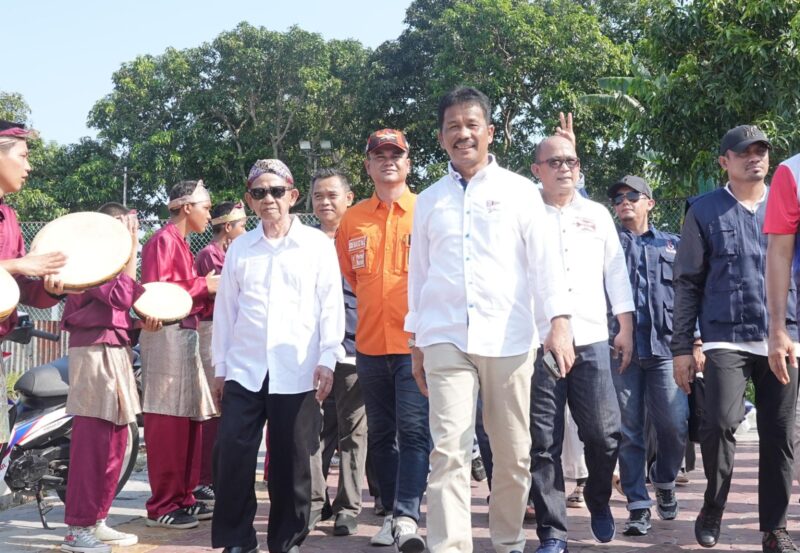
(672, 125, 799, 553)
(606, 175, 688, 537)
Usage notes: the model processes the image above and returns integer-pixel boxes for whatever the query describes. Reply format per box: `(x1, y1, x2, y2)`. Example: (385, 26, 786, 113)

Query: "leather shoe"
(222, 543, 258, 553)
(333, 513, 358, 536)
(695, 504, 723, 548)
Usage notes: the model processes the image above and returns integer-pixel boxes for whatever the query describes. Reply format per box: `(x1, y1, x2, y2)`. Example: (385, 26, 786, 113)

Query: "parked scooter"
(0, 313, 139, 528)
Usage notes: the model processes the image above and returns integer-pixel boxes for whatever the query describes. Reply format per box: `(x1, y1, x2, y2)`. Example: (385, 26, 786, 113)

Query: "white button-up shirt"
(405, 157, 571, 357)
(534, 193, 634, 346)
(212, 217, 345, 394)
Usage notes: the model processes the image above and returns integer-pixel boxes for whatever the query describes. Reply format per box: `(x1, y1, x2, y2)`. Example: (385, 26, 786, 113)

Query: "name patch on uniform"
(351, 251, 366, 269)
(348, 236, 367, 251)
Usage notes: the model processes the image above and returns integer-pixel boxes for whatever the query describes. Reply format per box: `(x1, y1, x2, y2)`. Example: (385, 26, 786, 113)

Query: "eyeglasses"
(540, 157, 580, 170)
(612, 191, 644, 205)
(248, 186, 290, 200)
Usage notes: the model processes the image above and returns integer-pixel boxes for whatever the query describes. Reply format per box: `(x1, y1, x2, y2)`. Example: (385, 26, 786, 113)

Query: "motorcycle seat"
(14, 356, 69, 398)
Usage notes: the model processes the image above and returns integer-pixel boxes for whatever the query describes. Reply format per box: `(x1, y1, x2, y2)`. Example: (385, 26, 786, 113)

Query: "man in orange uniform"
(335, 129, 430, 552)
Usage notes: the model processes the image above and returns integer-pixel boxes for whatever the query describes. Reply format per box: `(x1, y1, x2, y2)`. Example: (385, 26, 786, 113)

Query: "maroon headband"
(0, 127, 31, 138)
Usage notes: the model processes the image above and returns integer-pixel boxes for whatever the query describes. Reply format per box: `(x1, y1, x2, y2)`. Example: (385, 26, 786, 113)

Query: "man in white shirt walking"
(210, 159, 345, 553)
(406, 86, 574, 553)
(528, 135, 634, 553)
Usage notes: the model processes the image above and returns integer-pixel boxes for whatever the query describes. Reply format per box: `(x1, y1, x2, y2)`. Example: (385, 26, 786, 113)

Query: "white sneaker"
(370, 514, 394, 546)
(94, 519, 138, 546)
(62, 526, 111, 553)
(393, 515, 425, 553)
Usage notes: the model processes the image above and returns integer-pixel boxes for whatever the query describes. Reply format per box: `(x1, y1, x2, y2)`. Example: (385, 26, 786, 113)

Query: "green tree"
(0, 92, 31, 124)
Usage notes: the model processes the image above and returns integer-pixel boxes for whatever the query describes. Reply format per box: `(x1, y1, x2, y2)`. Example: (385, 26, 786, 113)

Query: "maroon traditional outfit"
(194, 241, 225, 486)
(0, 200, 61, 443)
(61, 273, 145, 527)
(140, 222, 214, 519)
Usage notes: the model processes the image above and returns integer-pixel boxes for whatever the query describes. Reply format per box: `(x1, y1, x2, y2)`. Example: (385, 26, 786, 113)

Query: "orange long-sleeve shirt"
(335, 188, 415, 356)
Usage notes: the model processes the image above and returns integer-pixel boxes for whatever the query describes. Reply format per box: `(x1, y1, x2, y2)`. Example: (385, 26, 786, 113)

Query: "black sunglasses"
(248, 186, 291, 200)
(612, 191, 644, 205)
(542, 157, 580, 169)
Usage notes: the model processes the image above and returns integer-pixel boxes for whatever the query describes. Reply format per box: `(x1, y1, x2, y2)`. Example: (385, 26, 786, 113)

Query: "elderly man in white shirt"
(527, 135, 634, 553)
(406, 86, 574, 553)
(210, 159, 345, 553)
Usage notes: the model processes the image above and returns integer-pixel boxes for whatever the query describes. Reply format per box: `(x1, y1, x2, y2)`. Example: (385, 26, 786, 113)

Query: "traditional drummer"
(0, 120, 67, 446)
(60, 202, 144, 552)
(193, 200, 247, 506)
(139, 179, 220, 530)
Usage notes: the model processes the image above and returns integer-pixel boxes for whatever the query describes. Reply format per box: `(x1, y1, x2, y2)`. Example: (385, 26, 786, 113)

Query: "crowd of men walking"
(1, 84, 800, 553)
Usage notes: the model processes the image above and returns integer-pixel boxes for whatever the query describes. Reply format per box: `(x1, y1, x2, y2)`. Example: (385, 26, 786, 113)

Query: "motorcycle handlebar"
(30, 329, 60, 342)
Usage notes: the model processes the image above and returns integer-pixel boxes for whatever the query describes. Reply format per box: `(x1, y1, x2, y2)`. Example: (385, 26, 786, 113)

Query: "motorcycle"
(0, 313, 139, 529)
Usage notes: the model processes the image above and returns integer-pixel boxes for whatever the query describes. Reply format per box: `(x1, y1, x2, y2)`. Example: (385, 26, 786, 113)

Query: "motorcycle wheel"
(56, 421, 140, 503)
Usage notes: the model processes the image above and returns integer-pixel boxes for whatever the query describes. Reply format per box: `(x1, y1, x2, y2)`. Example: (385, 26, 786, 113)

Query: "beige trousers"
(423, 343, 534, 553)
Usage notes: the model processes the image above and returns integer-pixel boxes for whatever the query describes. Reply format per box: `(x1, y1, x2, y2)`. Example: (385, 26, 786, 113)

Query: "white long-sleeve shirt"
(533, 193, 634, 346)
(404, 158, 571, 357)
(212, 217, 345, 394)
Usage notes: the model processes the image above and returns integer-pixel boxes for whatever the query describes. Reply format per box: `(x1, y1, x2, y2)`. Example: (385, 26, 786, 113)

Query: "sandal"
(567, 484, 585, 508)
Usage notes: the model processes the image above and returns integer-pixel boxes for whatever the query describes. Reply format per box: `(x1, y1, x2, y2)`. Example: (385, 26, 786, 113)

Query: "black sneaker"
(655, 488, 678, 520)
(623, 508, 651, 536)
(193, 484, 215, 506)
(145, 508, 199, 529)
(763, 528, 798, 553)
(471, 455, 487, 482)
(695, 504, 723, 547)
(185, 501, 213, 521)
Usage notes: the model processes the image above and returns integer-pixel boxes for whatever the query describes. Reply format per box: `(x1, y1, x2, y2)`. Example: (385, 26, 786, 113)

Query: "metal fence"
(4, 200, 688, 375)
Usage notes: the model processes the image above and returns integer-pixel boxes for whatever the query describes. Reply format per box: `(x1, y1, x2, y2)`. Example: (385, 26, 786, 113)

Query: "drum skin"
(0, 266, 20, 321)
(133, 282, 193, 325)
(30, 212, 133, 291)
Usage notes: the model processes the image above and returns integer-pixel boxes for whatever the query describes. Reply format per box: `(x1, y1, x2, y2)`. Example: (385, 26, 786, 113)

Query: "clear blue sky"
(4, 0, 411, 145)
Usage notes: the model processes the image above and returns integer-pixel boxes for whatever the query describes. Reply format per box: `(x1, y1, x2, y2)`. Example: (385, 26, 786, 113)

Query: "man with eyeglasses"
(334, 129, 430, 552)
(211, 159, 345, 553)
(528, 134, 633, 553)
(673, 126, 799, 553)
(606, 175, 688, 537)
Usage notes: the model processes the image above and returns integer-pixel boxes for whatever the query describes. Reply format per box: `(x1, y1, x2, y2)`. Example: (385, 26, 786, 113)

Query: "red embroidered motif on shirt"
(574, 217, 596, 232)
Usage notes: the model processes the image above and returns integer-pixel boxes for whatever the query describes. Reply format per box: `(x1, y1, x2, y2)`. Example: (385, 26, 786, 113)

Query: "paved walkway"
(0, 430, 788, 552)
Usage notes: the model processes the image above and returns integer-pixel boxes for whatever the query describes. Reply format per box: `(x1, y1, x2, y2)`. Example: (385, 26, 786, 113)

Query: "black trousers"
(701, 349, 798, 531)
(211, 375, 320, 552)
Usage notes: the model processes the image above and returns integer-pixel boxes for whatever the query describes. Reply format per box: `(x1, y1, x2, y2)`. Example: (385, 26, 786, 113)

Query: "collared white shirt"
(404, 157, 571, 357)
(534, 192, 634, 346)
(212, 216, 345, 394)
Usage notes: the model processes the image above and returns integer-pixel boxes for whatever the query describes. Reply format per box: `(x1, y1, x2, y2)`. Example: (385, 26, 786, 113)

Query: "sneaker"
(333, 513, 358, 536)
(763, 528, 798, 553)
(694, 504, 723, 548)
(394, 516, 426, 553)
(62, 526, 111, 552)
(471, 455, 487, 481)
(655, 487, 679, 520)
(623, 508, 651, 536)
(193, 484, 216, 505)
(185, 501, 213, 521)
(566, 484, 584, 508)
(145, 508, 199, 529)
(589, 505, 616, 543)
(370, 514, 394, 546)
(675, 469, 690, 486)
(93, 519, 138, 546)
(535, 538, 569, 553)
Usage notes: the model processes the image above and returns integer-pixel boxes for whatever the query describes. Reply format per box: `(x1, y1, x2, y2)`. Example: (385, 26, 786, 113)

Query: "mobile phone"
(542, 351, 561, 379)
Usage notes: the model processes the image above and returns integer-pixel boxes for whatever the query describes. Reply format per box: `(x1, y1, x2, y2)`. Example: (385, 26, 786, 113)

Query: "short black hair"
(168, 180, 201, 214)
(311, 167, 351, 193)
(211, 201, 242, 234)
(437, 87, 492, 130)
(98, 201, 129, 217)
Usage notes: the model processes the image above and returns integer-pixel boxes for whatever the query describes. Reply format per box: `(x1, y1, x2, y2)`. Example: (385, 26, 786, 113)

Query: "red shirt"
(61, 273, 146, 347)
(194, 242, 225, 321)
(764, 161, 800, 234)
(0, 201, 61, 338)
(140, 222, 209, 330)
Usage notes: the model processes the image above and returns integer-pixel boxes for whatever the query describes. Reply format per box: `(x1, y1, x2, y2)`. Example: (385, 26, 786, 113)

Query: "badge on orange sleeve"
(351, 251, 366, 269)
(348, 236, 367, 251)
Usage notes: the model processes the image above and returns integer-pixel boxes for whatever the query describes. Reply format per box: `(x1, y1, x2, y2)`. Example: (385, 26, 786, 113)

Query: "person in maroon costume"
(60, 202, 145, 553)
(193, 201, 247, 505)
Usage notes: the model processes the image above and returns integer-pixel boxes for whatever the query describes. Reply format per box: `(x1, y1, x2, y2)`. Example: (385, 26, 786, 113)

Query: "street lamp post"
(299, 139, 334, 211)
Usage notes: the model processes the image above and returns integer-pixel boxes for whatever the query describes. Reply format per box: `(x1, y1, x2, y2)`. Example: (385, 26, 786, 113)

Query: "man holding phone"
(528, 123, 634, 553)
